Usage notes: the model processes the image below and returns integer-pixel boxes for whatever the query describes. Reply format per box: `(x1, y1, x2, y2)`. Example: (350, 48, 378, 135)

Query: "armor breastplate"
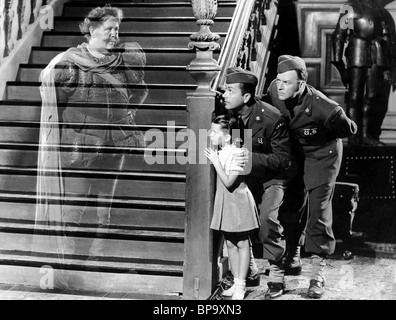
(344, 3, 392, 68)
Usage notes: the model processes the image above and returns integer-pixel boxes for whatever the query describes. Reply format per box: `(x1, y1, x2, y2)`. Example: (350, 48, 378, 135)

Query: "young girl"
(204, 114, 259, 300)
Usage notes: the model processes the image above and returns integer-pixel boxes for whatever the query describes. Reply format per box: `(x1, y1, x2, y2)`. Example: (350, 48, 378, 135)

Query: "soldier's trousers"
(279, 174, 307, 252)
(259, 184, 287, 262)
(303, 182, 336, 257)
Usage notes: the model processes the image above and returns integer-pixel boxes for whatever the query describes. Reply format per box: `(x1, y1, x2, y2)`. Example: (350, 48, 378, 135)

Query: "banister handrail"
(212, 0, 256, 91)
(212, 0, 279, 97)
(0, 0, 48, 65)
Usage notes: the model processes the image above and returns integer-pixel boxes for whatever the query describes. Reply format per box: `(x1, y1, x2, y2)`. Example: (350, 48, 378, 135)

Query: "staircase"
(0, 0, 236, 297)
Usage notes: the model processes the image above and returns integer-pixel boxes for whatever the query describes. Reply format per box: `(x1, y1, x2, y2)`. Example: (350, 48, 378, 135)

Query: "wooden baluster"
(256, 1, 263, 43)
(29, 0, 37, 24)
(250, 6, 259, 63)
(0, 0, 6, 60)
(247, 14, 255, 68)
(4, 0, 13, 57)
(17, 0, 24, 40)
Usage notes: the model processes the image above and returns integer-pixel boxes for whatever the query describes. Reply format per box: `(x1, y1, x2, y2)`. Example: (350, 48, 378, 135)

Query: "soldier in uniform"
(263, 55, 357, 298)
(331, 0, 396, 146)
(223, 67, 296, 299)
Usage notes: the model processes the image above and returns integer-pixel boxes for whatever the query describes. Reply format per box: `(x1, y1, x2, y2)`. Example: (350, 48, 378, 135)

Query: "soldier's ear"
(243, 93, 251, 104)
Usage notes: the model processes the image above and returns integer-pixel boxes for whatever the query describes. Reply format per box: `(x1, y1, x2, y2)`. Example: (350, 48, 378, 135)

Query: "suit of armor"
(331, 0, 396, 146)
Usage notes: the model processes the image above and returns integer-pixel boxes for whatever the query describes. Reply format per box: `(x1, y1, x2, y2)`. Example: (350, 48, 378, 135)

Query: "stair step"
(0, 166, 186, 180)
(54, 16, 231, 33)
(40, 31, 226, 48)
(0, 217, 185, 262)
(0, 101, 188, 126)
(0, 191, 185, 210)
(0, 253, 183, 295)
(0, 200, 184, 229)
(0, 250, 183, 276)
(0, 220, 184, 242)
(0, 142, 187, 173)
(0, 167, 186, 201)
(0, 229, 184, 261)
(5, 82, 196, 104)
(62, 2, 236, 17)
(28, 47, 216, 65)
(0, 283, 164, 300)
(0, 120, 188, 148)
(18, 64, 195, 84)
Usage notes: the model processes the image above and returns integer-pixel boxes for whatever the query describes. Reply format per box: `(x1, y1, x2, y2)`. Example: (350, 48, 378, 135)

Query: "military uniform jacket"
(242, 99, 295, 201)
(265, 82, 357, 190)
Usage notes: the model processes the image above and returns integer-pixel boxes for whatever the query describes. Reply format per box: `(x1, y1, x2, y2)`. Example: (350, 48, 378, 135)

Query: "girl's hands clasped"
(204, 147, 219, 165)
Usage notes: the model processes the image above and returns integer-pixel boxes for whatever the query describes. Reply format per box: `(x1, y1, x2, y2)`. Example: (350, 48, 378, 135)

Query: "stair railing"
(213, 0, 279, 94)
(0, 0, 47, 65)
(0, 0, 68, 99)
(184, 0, 279, 300)
(212, 0, 256, 91)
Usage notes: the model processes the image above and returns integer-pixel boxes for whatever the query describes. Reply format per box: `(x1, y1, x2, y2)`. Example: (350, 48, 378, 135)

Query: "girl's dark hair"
(79, 5, 123, 39)
(212, 114, 238, 135)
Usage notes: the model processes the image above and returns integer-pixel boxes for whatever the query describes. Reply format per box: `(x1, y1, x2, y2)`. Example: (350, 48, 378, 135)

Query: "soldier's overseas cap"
(226, 67, 258, 86)
(277, 55, 306, 74)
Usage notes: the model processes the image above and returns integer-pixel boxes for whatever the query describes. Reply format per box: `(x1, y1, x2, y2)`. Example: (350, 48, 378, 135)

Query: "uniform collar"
(286, 86, 312, 118)
(250, 101, 265, 136)
(239, 103, 253, 126)
(301, 86, 313, 116)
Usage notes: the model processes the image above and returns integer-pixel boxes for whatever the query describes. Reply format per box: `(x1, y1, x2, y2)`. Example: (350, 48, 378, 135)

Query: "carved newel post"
(183, 0, 221, 300)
